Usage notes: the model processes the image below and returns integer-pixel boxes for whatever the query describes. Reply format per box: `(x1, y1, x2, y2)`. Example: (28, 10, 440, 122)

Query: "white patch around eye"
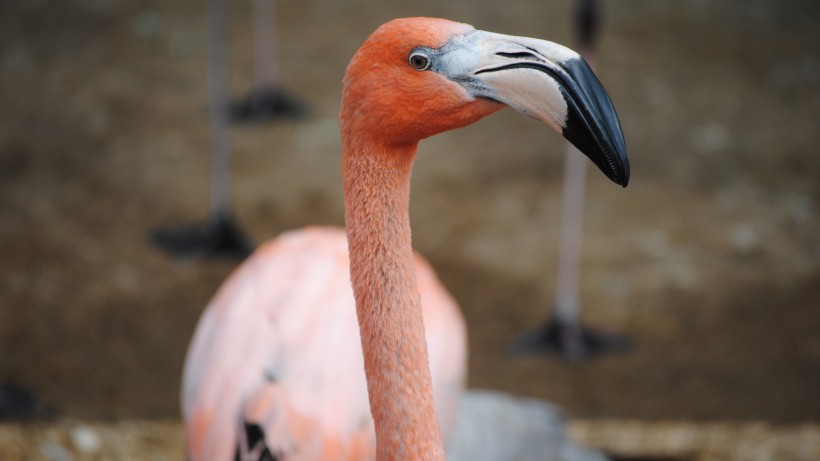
(436, 32, 482, 76)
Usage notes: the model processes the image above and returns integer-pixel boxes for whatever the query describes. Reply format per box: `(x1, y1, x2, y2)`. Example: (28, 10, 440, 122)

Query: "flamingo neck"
(342, 140, 445, 461)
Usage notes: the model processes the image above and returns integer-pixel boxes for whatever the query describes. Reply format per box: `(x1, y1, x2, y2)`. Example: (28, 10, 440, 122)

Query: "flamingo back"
(181, 227, 466, 461)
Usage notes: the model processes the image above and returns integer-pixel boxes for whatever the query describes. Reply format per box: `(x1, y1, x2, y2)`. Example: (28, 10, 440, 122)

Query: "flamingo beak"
(429, 29, 630, 187)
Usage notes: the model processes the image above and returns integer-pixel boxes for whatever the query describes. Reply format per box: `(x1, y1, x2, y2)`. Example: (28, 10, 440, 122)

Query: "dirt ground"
(2, 419, 820, 461)
(1, 0, 818, 445)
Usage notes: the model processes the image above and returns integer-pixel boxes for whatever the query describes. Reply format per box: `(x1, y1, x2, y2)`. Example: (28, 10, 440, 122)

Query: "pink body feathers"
(182, 227, 466, 461)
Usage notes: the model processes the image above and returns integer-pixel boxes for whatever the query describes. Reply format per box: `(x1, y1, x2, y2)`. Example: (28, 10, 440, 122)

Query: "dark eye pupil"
(410, 54, 429, 70)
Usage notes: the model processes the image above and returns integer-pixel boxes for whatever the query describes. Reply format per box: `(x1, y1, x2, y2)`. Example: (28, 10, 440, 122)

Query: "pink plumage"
(181, 227, 467, 461)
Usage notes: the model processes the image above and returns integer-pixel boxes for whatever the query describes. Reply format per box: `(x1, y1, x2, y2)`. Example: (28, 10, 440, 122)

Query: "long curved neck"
(342, 138, 445, 461)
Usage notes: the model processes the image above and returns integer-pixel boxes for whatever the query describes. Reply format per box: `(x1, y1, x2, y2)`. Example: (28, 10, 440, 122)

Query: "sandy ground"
(0, 0, 819, 456)
(1, 419, 819, 461)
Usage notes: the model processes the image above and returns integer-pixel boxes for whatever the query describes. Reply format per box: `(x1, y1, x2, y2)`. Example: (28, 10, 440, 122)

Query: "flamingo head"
(340, 17, 629, 186)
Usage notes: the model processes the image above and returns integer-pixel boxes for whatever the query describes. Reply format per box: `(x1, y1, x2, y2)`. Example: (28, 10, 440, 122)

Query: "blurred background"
(1, 0, 818, 458)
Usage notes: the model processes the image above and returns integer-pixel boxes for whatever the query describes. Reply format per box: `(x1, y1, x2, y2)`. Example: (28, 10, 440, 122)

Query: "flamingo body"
(182, 227, 466, 461)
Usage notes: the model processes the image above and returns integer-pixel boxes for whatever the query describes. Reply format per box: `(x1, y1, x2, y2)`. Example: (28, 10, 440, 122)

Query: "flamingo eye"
(408, 51, 431, 71)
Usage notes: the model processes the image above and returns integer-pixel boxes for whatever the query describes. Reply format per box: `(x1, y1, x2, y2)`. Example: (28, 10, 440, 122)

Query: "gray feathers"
(447, 391, 608, 461)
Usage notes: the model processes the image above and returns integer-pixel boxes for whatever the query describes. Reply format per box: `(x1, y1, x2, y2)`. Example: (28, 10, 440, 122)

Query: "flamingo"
(513, 0, 631, 361)
(151, 0, 306, 260)
(151, 0, 254, 260)
(182, 17, 628, 461)
(230, 0, 308, 122)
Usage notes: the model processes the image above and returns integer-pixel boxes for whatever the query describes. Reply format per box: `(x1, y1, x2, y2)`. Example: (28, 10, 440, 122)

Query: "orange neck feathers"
(342, 143, 444, 460)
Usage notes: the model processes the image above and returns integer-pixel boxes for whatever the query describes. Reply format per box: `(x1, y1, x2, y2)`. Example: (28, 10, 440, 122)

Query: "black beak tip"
(612, 145, 630, 187)
(561, 126, 630, 188)
(619, 166, 630, 188)
(599, 138, 629, 187)
(559, 57, 630, 188)
(600, 153, 630, 188)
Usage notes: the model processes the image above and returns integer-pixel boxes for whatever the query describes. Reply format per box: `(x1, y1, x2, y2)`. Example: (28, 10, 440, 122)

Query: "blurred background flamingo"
(229, 0, 307, 121)
(512, 0, 630, 362)
(150, 0, 306, 260)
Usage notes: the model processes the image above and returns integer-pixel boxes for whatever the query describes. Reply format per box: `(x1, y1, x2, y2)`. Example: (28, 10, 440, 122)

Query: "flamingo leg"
(149, 0, 253, 260)
(229, 0, 307, 122)
(511, 0, 631, 362)
(0, 384, 52, 421)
